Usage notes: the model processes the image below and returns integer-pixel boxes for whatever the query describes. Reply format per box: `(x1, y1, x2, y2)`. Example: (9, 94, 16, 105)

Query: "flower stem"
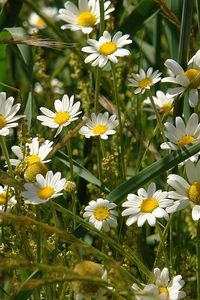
(0, 136, 14, 177)
(197, 220, 200, 299)
(156, 223, 169, 268)
(99, 0, 105, 35)
(148, 91, 166, 141)
(94, 67, 101, 113)
(66, 138, 73, 180)
(97, 138, 103, 183)
(111, 63, 126, 180)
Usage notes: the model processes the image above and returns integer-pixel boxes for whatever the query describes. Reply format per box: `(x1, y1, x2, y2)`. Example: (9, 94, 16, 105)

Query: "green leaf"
(24, 91, 33, 130)
(120, 0, 159, 35)
(108, 142, 200, 204)
(56, 151, 110, 193)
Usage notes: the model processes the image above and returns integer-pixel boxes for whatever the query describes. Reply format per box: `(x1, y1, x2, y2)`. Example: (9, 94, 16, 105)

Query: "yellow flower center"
(0, 192, 6, 205)
(99, 42, 117, 56)
(184, 68, 200, 88)
(160, 103, 173, 116)
(54, 112, 70, 125)
(0, 114, 6, 129)
(177, 135, 197, 148)
(159, 287, 169, 297)
(37, 186, 54, 200)
(36, 17, 45, 28)
(140, 197, 159, 213)
(77, 11, 97, 27)
(25, 154, 41, 166)
(188, 182, 200, 204)
(92, 124, 107, 135)
(94, 205, 110, 221)
(138, 78, 153, 89)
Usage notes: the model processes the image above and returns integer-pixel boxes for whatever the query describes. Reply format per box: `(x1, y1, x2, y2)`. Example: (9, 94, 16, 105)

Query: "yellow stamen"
(159, 287, 169, 297)
(99, 42, 117, 56)
(0, 192, 6, 205)
(0, 114, 6, 129)
(94, 205, 110, 221)
(184, 68, 200, 88)
(188, 182, 200, 204)
(177, 135, 196, 148)
(138, 78, 152, 89)
(36, 17, 45, 28)
(160, 103, 173, 116)
(77, 11, 96, 27)
(38, 186, 54, 200)
(25, 154, 41, 166)
(54, 112, 70, 125)
(140, 197, 159, 213)
(92, 124, 107, 135)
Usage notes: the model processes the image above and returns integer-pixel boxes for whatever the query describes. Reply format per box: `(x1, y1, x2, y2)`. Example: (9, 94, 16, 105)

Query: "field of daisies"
(1, 0, 200, 299)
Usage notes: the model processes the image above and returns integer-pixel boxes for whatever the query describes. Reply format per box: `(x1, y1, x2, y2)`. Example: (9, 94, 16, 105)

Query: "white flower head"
(58, 0, 114, 34)
(122, 183, 173, 227)
(22, 171, 66, 205)
(167, 160, 200, 221)
(37, 94, 82, 137)
(79, 112, 118, 139)
(83, 198, 118, 232)
(128, 67, 162, 94)
(29, 7, 58, 31)
(82, 31, 132, 68)
(132, 283, 161, 300)
(0, 185, 16, 213)
(160, 113, 200, 163)
(10, 137, 53, 167)
(0, 92, 24, 136)
(144, 91, 174, 120)
(162, 51, 200, 107)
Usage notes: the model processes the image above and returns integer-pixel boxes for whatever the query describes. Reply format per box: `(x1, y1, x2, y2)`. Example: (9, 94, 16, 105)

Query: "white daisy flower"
(37, 94, 81, 137)
(167, 160, 200, 221)
(162, 50, 200, 107)
(10, 137, 53, 167)
(132, 268, 186, 300)
(160, 113, 200, 163)
(82, 31, 132, 68)
(58, 0, 114, 34)
(29, 7, 58, 31)
(83, 198, 118, 232)
(22, 171, 66, 205)
(128, 67, 162, 94)
(0, 185, 16, 213)
(144, 91, 174, 120)
(79, 112, 118, 139)
(121, 183, 173, 227)
(0, 92, 24, 136)
(153, 267, 186, 299)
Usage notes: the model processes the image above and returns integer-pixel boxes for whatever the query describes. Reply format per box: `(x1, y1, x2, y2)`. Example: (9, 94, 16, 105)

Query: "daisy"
(144, 91, 174, 120)
(10, 137, 53, 167)
(128, 68, 162, 94)
(0, 92, 24, 136)
(0, 185, 16, 212)
(121, 183, 173, 227)
(37, 94, 81, 137)
(79, 112, 118, 139)
(82, 31, 132, 68)
(162, 50, 200, 107)
(167, 160, 200, 221)
(22, 171, 66, 205)
(58, 0, 114, 34)
(29, 7, 58, 32)
(132, 283, 161, 300)
(83, 198, 118, 232)
(160, 113, 200, 162)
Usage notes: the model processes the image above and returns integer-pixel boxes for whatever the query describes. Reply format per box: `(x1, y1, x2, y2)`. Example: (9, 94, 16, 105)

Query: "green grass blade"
(108, 142, 200, 204)
(24, 91, 32, 130)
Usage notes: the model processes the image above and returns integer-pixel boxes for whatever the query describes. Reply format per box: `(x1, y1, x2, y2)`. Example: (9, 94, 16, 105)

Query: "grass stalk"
(0, 136, 14, 177)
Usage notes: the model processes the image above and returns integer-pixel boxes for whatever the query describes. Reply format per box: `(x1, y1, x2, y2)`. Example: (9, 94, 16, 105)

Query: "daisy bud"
(64, 181, 76, 193)
(24, 162, 48, 183)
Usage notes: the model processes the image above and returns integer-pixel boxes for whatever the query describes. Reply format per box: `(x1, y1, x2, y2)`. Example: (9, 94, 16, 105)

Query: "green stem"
(111, 63, 126, 180)
(36, 207, 41, 263)
(0, 136, 14, 177)
(97, 138, 103, 183)
(148, 91, 166, 141)
(99, 0, 105, 35)
(197, 220, 200, 299)
(66, 138, 73, 180)
(156, 223, 169, 268)
(94, 67, 101, 113)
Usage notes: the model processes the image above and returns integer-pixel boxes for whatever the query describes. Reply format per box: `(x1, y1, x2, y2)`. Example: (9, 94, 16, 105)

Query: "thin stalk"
(148, 91, 166, 141)
(36, 207, 41, 263)
(94, 67, 101, 113)
(111, 63, 126, 180)
(66, 138, 74, 180)
(99, 0, 105, 35)
(156, 223, 169, 268)
(197, 220, 200, 299)
(97, 138, 103, 183)
(100, 139, 106, 158)
(0, 136, 14, 177)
